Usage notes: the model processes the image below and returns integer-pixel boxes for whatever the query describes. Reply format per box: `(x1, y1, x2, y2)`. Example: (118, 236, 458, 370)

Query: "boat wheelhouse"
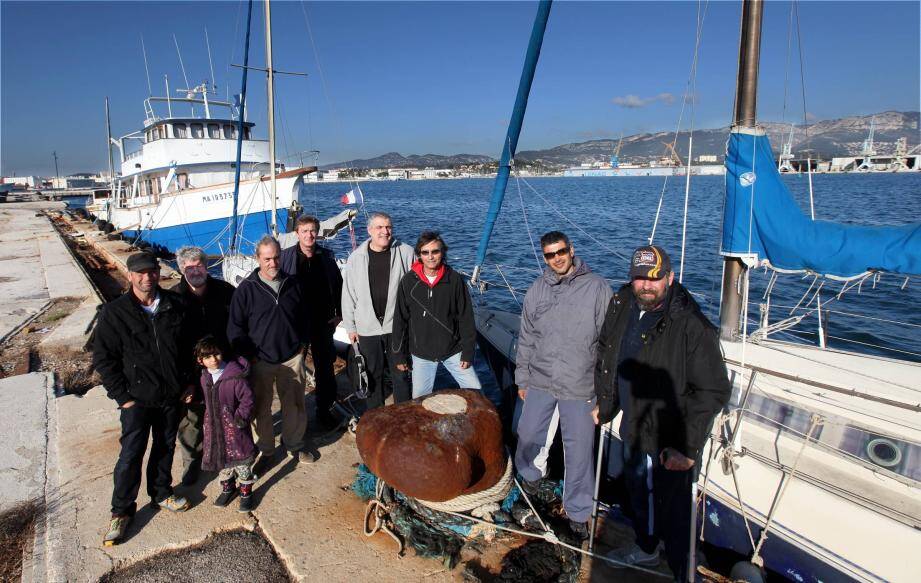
(104, 83, 311, 254)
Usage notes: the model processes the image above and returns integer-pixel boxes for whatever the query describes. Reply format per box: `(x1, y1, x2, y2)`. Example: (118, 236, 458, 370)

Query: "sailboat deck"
(722, 339, 921, 444)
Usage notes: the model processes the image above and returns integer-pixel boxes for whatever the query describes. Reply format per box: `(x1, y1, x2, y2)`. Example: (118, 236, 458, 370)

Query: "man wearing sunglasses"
(391, 231, 480, 398)
(513, 230, 613, 539)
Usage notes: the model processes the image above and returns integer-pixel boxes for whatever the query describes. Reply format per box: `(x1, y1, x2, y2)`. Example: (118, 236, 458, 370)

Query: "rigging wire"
(678, 0, 709, 283)
(298, 1, 366, 214)
(518, 177, 629, 261)
(512, 168, 543, 271)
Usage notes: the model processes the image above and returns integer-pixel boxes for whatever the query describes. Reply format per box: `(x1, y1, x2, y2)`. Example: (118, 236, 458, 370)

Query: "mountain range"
(323, 110, 919, 170)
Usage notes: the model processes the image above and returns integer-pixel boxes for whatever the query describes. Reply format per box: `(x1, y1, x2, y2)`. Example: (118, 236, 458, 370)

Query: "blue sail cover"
(721, 129, 921, 279)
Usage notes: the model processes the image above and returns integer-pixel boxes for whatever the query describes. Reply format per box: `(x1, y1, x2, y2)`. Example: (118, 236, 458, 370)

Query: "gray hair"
(175, 246, 206, 269)
(254, 235, 281, 258)
(368, 211, 392, 225)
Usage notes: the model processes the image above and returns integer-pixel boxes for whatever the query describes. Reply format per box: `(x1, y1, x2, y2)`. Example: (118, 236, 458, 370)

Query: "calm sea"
(300, 173, 921, 364)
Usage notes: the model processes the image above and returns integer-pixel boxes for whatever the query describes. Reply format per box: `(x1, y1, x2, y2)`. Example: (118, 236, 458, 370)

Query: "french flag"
(341, 186, 363, 205)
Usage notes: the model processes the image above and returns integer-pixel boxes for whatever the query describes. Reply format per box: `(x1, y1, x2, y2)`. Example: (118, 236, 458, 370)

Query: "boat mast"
(719, 0, 763, 341)
(264, 0, 278, 237)
(230, 0, 255, 253)
(471, 0, 553, 284)
(104, 97, 115, 197)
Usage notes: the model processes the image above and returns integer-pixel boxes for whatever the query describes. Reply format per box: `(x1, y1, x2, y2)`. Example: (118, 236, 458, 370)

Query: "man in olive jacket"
(93, 252, 193, 546)
(593, 245, 730, 578)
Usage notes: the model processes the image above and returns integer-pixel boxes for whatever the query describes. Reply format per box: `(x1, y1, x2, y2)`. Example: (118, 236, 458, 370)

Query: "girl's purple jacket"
(199, 357, 256, 471)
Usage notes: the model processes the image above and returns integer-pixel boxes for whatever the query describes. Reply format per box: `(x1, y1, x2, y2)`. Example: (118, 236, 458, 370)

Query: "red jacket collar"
(412, 261, 446, 288)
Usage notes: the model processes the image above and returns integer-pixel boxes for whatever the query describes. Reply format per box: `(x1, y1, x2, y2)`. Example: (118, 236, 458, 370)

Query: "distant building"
(697, 154, 718, 163)
(2, 175, 42, 189)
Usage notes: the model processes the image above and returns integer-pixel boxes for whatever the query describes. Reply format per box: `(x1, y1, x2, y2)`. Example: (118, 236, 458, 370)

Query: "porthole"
(866, 438, 902, 468)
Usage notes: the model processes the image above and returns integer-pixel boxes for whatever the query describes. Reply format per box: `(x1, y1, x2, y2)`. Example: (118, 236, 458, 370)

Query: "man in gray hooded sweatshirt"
(514, 230, 612, 538)
(341, 212, 415, 409)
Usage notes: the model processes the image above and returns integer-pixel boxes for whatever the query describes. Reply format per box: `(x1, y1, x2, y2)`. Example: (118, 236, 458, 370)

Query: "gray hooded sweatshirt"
(341, 238, 415, 337)
(515, 257, 613, 401)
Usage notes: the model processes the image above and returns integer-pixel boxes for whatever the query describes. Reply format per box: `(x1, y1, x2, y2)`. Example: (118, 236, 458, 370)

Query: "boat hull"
(108, 172, 304, 254)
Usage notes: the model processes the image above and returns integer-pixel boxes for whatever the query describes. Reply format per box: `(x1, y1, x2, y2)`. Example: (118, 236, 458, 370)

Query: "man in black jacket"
(593, 245, 730, 578)
(391, 231, 480, 398)
(174, 245, 236, 485)
(93, 252, 192, 547)
(227, 236, 313, 464)
(279, 215, 343, 428)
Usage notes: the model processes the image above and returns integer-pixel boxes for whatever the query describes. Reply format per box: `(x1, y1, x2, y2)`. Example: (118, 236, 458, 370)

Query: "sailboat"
(470, 1, 921, 581)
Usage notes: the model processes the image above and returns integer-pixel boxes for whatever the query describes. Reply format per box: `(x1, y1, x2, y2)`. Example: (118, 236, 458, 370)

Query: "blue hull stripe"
(702, 497, 863, 582)
(123, 209, 288, 255)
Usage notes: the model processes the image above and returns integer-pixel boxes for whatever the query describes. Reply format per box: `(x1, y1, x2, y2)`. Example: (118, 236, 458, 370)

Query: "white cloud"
(612, 92, 676, 109)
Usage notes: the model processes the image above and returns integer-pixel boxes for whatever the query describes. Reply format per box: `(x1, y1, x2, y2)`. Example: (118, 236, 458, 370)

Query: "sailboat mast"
(719, 0, 764, 341)
(230, 0, 255, 252)
(264, 0, 278, 236)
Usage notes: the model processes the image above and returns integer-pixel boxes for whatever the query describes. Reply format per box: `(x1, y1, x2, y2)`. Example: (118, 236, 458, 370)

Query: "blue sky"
(2, 1, 919, 176)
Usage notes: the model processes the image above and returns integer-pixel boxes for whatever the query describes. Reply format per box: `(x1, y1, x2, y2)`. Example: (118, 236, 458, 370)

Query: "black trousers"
(111, 403, 180, 516)
(622, 445, 694, 581)
(310, 323, 338, 415)
(358, 333, 411, 410)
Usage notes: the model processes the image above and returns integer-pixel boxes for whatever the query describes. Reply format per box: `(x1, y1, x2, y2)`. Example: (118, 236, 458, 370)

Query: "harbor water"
(300, 173, 921, 364)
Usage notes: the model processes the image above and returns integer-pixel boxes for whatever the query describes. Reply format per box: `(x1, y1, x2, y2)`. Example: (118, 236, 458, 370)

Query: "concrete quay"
(0, 203, 453, 582)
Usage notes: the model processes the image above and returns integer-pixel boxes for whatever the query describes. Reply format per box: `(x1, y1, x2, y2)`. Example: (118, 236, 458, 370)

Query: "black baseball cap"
(629, 245, 671, 279)
(126, 251, 159, 273)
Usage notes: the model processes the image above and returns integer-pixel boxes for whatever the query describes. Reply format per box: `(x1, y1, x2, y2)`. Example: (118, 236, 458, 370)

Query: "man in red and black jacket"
(391, 231, 480, 398)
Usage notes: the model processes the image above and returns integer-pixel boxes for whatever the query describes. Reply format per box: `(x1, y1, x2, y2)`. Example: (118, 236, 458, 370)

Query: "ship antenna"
(205, 27, 217, 93)
(140, 34, 153, 96)
(172, 34, 194, 116)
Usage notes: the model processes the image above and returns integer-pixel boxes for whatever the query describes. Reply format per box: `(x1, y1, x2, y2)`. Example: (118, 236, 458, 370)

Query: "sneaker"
(519, 477, 557, 504)
(156, 494, 190, 513)
(605, 543, 660, 568)
(103, 515, 131, 547)
(569, 519, 589, 541)
(293, 450, 319, 464)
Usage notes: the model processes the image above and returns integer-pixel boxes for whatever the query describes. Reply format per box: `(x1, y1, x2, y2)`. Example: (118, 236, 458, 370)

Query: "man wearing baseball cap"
(93, 251, 194, 546)
(593, 245, 730, 578)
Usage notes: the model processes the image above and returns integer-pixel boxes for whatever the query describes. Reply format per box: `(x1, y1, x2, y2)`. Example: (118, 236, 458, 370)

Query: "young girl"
(190, 336, 257, 512)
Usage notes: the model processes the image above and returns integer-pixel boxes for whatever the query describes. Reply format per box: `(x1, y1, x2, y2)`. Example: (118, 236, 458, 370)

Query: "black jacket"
(391, 263, 476, 366)
(92, 289, 192, 407)
(279, 243, 343, 319)
(594, 282, 731, 459)
(227, 269, 309, 364)
(175, 275, 236, 351)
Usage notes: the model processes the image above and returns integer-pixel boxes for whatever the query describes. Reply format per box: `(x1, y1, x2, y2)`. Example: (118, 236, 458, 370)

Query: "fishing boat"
(469, 1, 921, 581)
(98, 63, 313, 254)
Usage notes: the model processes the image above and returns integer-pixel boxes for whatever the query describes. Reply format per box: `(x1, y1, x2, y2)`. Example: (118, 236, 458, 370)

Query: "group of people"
(92, 212, 481, 545)
(92, 209, 730, 579)
(514, 233, 731, 578)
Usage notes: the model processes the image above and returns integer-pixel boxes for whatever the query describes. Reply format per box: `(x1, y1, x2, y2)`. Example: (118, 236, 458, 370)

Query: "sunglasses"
(542, 246, 570, 260)
(420, 249, 443, 256)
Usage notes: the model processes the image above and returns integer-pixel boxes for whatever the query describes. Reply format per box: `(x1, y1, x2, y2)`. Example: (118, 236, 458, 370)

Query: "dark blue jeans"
(111, 403, 180, 516)
(622, 442, 694, 580)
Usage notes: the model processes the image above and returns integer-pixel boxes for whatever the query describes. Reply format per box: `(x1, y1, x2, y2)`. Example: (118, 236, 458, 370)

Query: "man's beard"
(186, 271, 207, 287)
(636, 288, 666, 310)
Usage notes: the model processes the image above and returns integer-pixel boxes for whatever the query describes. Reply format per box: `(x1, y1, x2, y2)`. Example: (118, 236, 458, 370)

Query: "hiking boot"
(605, 542, 660, 568)
(156, 494, 190, 513)
(213, 478, 237, 507)
(569, 519, 589, 541)
(103, 515, 131, 547)
(519, 477, 557, 504)
(294, 450, 319, 464)
(238, 482, 254, 513)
